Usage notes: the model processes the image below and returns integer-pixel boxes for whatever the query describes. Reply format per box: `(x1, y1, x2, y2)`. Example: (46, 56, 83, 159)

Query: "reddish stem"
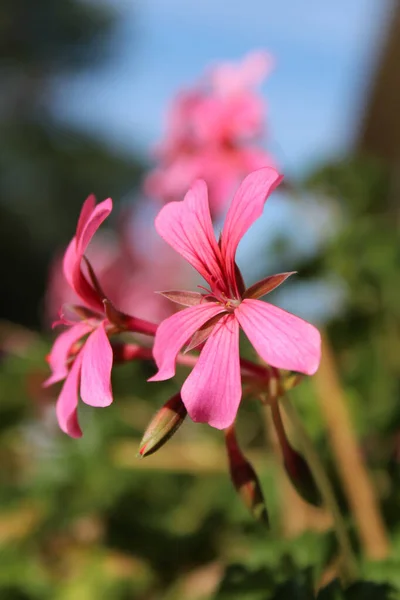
(113, 340, 269, 382)
(124, 316, 158, 337)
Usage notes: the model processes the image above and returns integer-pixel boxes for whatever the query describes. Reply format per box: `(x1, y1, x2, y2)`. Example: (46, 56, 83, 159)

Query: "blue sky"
(53, 0, 393, 175)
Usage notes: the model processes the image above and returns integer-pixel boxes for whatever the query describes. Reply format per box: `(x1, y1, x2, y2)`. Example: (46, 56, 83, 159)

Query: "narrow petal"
(235, 299, 321, 375)
(63, 237, 78, 290)
(80, 322, 113, 407)
(244, 272, 296, 299)
(220, 168, 283, 291)
(154, 180, 226, 290)
(63, 198, 113, 311)
(44, 322, 91, 387)
(149, 302, 226, 382)
(76, 198, 113, 256)
(181, 314, 241, 429)
(56, 352, 83, 438)
(76, 194, 96, 242)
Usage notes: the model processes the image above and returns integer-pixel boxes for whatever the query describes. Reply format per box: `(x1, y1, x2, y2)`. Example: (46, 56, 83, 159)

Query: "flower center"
(213, 292, 241, 312)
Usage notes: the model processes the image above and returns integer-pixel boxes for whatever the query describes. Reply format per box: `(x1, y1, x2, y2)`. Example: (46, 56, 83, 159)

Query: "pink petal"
(76, 197, 113, 256)
(80, 322, 113, 407)
(76, 194, 96, 242)
(181, 314, 241, 429)
(149, 302, 227, 382)
(211, 51, 273, 96)
(63, 237, 78, 290)
(235, 299, 321, 375)
(63, 198, 113, 311)
(220, 168, 283, 292)
(154, 180, 226, 291)
(56, 352, 83, 438)
(44, 322, 91, 387)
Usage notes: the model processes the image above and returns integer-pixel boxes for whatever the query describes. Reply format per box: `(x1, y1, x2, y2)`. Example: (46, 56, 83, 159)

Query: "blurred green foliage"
(1, 332, 400, 598)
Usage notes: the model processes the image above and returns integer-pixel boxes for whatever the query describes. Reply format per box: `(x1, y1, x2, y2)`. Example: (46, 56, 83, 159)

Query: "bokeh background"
(1, 0, 400, 598)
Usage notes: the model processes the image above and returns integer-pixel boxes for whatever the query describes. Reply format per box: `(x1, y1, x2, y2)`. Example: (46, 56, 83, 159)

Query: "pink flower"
(144, 51, 275, 217)
(149, 167, 321, 430)
(44, 195, 155, 438)
(209, 51, 273, 97)
(45, 210, 186, 326)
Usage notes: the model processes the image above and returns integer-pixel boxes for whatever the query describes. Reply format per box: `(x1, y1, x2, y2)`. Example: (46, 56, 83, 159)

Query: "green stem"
(280, 395, 359, 585)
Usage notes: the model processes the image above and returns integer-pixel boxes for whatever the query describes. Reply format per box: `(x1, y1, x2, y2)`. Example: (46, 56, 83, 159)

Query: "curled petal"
(220, 168, 283, 293)
(63, 197, 112, 311)
(80, 322, 113, 407)
(76, 194, 96, 242)
(181, 314, 241, 429)
(149, 303, 226, 382)
(44, 322, 91, 387)
(63, 237, 78, 290)
(56, 352, 83, 438)
(76, 198, 113, 256)
(235, 299, 321, 376)
(154, 180, 226, 290)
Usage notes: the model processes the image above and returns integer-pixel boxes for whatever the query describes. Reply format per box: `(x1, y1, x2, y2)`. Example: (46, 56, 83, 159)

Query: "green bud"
(138, 393, 187, 457)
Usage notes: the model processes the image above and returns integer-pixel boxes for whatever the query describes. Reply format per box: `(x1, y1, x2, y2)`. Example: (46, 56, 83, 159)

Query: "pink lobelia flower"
(149, 167, 321, 430)
(44, 195, 156, 438)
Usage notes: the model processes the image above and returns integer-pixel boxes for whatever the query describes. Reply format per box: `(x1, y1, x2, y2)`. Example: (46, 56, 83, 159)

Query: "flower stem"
(280, 395, 359, 585)
(124, 316, 158, 336)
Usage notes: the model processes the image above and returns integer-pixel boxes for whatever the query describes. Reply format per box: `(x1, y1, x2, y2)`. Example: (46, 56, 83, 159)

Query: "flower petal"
(154, 180, 226, 290)
(149, 302, 226, 382)
(63, 197, 113, 311)
(76, 197, 113, 256)
(56, 352, 83, 438)
(76, 194, 96, 242)
(44, 322, 91, 387)
(181, 314, 241, 429)
(235, 299, 321, 375)
(80, 322, 113, 407)
(220, 167, 283, 292)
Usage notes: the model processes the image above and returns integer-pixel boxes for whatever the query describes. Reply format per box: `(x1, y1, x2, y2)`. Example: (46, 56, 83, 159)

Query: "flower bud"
(283, 445, 322, 507)
(271, 401, 322, 507)
(138, 393, 187, 457)
(225, 425, 269, 525)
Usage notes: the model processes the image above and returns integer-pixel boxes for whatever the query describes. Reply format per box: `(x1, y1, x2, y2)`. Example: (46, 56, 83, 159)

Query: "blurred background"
(1, 0, 400, 598)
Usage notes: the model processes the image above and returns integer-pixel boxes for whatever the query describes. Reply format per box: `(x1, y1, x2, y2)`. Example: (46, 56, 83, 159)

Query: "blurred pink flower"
(144, 51, 275, 217)
(44, 196, 156, 438)
(149, 168, 321, 429)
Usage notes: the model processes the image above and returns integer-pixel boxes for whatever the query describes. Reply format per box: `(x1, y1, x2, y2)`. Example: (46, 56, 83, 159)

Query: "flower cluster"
(144, 51, 275, 217)
(44, 53, 322, 520)
(45, 167, 320, 436)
